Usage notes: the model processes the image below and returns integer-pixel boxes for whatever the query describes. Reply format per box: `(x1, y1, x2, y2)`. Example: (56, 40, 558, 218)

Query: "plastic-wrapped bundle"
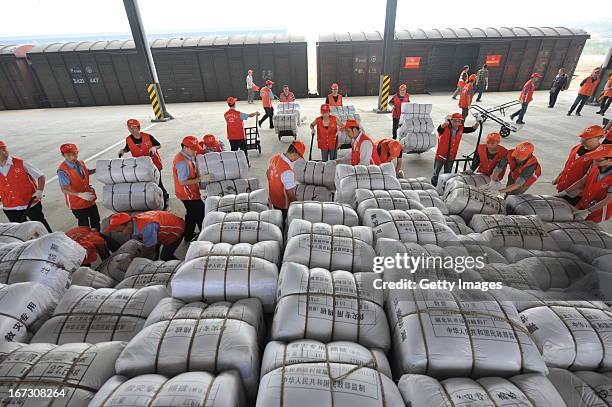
(0, 341, 125, 407)
(399, 131, 436, 153)
(0, 282, 57, 343)
(399, 117, 434, 133)
(570, 245, 612, 272)
(273, 112, 299, 134)
(399, 177, 437, 191)
(199, 210, 283, 245)
(283, 220, 375, 272)
(363, 209, 459, 245)
(0, 221, 48, 244)
(96, 157, 160, 185)
(293, 160, 336, 190)
(115, 258, 182, 289)
(96, 240, 150, 283)
(184, 241, 282, 265)
(102, 182, 163, 212)
(272, 263, 390, 350)
(412, 189, 449, 214)
(515, 256, 596, 290)
(455, 232, 492, 246)
(295, 184, 333, 202)
(445, 242, 507, 263)
(500, 247, 582, 263)
(276, 101, 300, 113)
(437, 173, 491, 196)
(71, 267, 116, 288)
(90, 371, 246, 407)
(334, 163, 401, 204)
(170, 252, 278, 311)
(398, 373, 567, 407)
(385, 282, 548, 378)
(204, 189, 269, 215)
(476, 263, 541, 290)
(354, 189, 424, 220)
(400, 102, 432, 116)
(287, 201, 358, 227)
(196, 150, 249, 186)
(0, 232, 85, 299)
(31, 285, 167, 344)
(115, 298, 263, 398)
(444, 183, 505, 222)
(547, 369, 612, 407)
(205, 177, 260, 197)
(470, 214, 559, 250)
(543, 221, 612, 250)
(444, 215, 475, 234)
(506, 194, 578, 222)
(329, 105, 360, 124)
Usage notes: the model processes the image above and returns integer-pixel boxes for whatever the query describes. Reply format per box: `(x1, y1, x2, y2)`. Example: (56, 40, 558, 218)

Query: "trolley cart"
(308, 129, 342, 161)
(244, 113, 261, 155)
(470, 100, 521, 139)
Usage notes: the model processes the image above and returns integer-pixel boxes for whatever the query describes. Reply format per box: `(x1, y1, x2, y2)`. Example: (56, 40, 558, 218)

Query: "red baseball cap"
(342, 119, 360, 129)
(0, 140, 6, 149)
(531, 73, 542, 78)
(586, 144, 612, 160)
(320, 104, 331, 113)
(486, 133, 501, 143)
(60, 143, 78, 154)
(469, 74, 477, 81)
(265, 80, 274, 85)
(450, 113, 463, 120)
(127, 119, 140, 127)
(105, 212, 132, 232)
(579, 125, 604, 140)
(291, 140, 306, 157)
(182, 136, 204, 153)
(226, 97, 237, 105)
(512, 142, 534, 160)
(203, 134, 217, 146)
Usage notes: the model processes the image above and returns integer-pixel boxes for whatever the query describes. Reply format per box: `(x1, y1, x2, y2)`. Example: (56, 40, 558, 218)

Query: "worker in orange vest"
(553, 125, 603, 205)
(66, 226, 109, 266)
(510, 73, 541, 125)
(173, 136, 210, 242)
(57, 143, 100, 230)
(326, 83, 343, 106)
(200, 134, 224, 154)
(224, 97, 259, 163)
(431, 113, 480, 186)
(105, 210, 185, 260)
(568, 67, 601, 116)
(498, 142, 541, 196)
(466, 132, 508, 181)
(452, 65, 470, 99)
(279, 85, 296, 102)
(267, 140, 306, 215)
(458, 74, 477, 119)
(119, 118, 169, 209)
(605, 120, 612, 145)
(0, 140, 51, 231)
(596, 72, 612, 115)
(310, 104, 339, 162)
(336, 119, 380, 166)
(389, 84, 410, 139)
(375, 138, 404, 176)
(259, 80, 277, 128)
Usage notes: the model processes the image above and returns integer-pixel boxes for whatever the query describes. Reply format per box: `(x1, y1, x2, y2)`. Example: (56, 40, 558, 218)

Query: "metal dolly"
(470, 100, 521, 138)
(308, 129, 347, 161)
(277, 129, 298, 141)
(244, 114, 262, 155)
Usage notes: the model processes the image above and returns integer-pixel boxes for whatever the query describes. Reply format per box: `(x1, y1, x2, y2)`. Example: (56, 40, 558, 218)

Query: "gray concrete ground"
(1, 89, 610, 240)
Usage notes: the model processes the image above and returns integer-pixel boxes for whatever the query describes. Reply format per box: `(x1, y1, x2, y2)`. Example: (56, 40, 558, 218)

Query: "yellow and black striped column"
(147, 83, 163, 120)
(377, 74, 391, 112)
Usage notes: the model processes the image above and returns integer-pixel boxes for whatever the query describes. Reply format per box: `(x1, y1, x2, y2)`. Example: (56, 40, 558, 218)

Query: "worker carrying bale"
(458, 73, 477, 119)
(553, 124, 603, 204)
(431, 113, 480, 186)
(497, 141, 541, 196)
(199, 134, 224, 153)
(119, 118, 169, 208)
(57, 143, 100, 230)
(0, 140, 51, 232)
(173, 136, 211, 242)
(375, 137, 404, 176)
(267, 140, 306, 216)
(465, 132, 507, 189)
(104, 210, 185, 261)
(224, 97, 259, 161)
(389, 83, 410, 139)
(336, 119, 380, 165)
(65, 226, 109, 266)
(326, 82, 343, 106)
(309, 104, 339, 162)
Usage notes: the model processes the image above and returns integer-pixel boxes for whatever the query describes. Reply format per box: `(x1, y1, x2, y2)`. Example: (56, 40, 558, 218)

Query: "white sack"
(399, 177, 436, 191)
(103, 182, 163, 212)
(444, 183, 505, 222)
(399, 131, 436, 153)
(400, 102, 432, 116)
(196, 151, 249, 185)
(199, 210, 283, 245)
(96, 240, 151, 283)
(184, 240, 281, 266)
(273, 112, 299, 133)
(444, 215, 475, 234)
(569, 245, 612, 272)
(500, 247, 581, 263)
(115, 298, 263, 398)
(412, 189, 449, 214)
(205, 177, 260, 197)
(442, 242, 507, 264)
(506, 194, 578, 222)
(0, 282, 57, 343)
(399, 117, 434, 133)
(0, 221, 48, 244)
(287, 219, 373, 244)
(0, 341, 125, 407)
(547, 368, 612, 407)
(115, 258, 182, 289)
(469, 215, 559, 250)
(204, 189, 270, 215)
(96, 157, 160, 185)
(295, 184, 333, 202)
(31, 285, 168, 344)
(355, 189, 425, 220)
(272, 263, 390, 350)
(437, 173, 491, 195)
(334, 163, 400, 204)
(543, 221, 612, 250)
(287, 201, 359, 227)
(476, 263, 541, 290)
(71, 267, 116, 288)
(293, 160, 337, 190)
(276, 101, 300, 113)
(515, 256, 596, 290)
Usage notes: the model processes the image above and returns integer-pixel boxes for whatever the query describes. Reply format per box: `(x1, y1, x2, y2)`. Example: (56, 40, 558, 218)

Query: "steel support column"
(376, 0, 398, 113)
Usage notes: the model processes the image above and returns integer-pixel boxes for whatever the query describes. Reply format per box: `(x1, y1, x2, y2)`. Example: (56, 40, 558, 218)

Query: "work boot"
(516, 120, 525, 125)
(270, 124, 274, 129)
(595, 110, 602, 114)
(576, 112, 581, 116)
(566, 112, 572, 116)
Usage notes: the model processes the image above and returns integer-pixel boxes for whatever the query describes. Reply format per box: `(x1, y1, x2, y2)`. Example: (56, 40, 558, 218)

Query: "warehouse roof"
(28, 34, 307, 53)
(318, 27, 590, 42)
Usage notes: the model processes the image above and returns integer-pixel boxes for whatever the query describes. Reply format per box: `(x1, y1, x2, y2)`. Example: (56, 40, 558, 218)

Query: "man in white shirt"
(267, 141, 306, 217)
(336, 119, 379, 165)
(246, 69, 255, 104)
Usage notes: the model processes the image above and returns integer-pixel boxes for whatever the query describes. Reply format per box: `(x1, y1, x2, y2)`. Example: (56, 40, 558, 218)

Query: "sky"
(1, 0, 611, 40)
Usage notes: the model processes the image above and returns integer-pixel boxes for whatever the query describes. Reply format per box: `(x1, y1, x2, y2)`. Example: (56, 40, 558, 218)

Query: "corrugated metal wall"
(0, 45, 43, 110)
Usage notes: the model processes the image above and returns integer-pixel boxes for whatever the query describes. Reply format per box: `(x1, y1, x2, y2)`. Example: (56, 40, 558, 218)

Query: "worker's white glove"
(397, 170, 405, 179)
(118, 149, 125, 158)
(77, 192, 95, 201)
(461, 169, 474, 175)
(33, 190, 43, 200)
(149, 146, 160, 156)
(311, 129, 316, 137)
(555, 191, 568, 198)
(198, 174, 213, 183)
(574, 209, 590, 221)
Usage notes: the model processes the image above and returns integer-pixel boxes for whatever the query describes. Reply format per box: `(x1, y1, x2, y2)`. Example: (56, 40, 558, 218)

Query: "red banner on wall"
(485, 54, 502, 67)
(404, 56, 421, 69)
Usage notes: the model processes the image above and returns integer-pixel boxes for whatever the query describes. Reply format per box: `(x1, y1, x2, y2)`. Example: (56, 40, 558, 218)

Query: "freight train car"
(0, 45, 45, 110)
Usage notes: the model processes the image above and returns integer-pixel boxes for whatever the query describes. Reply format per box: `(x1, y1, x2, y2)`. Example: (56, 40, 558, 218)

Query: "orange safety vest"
(327, 93, 343, 106)
(375, 138, 400, 164)
(391, 93, 410, 119)
(519, 79, 536, 104)
(579, 76, 600, 97)
(476, 144, 507, 177)
(457, 71, 468, 88)
(555, 144, 594, 192)
(58, 160, 96, 210)
(458, 83, 474, 109)
(126, 133, 162, 170)
(351, 133, 379, 165)
(507, 153, 541, 188)
(279, 92, 295, 102)
(133, 211, 185, 245)
(316, 116, 338, 150)
(0, 157, 38, 209)
(224, 109, 246, 141)
(576, 165, 612, 223)
(261, 87, 273, 108)
(172, 152, 200, 200)
(267, 153, 293, 209)
(605, 127, 612, 145)
(66, 226, 106, 264)
(435, 125, 464, 161)
(605, 77, 612, 98)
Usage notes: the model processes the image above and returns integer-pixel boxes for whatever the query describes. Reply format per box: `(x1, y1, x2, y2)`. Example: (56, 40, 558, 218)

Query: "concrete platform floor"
(1, 89, 610, 236)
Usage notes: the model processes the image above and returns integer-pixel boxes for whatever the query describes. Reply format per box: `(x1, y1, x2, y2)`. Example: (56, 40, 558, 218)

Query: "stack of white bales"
(114, 258, 182, 289)
(330, 105, 360, 145)
(334, 163, 401, 204)
(204, 189, 270, 215)
(96, 156, 163, 212)
(397, 102, 436, 153)
(273, 102, 300, 135)
(196, 150, 256, 198)
(0, 221, 48, 244)
(286, 201, 359, 227)
(293, 159, 336, 201)
(95, 239, 151, 285)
